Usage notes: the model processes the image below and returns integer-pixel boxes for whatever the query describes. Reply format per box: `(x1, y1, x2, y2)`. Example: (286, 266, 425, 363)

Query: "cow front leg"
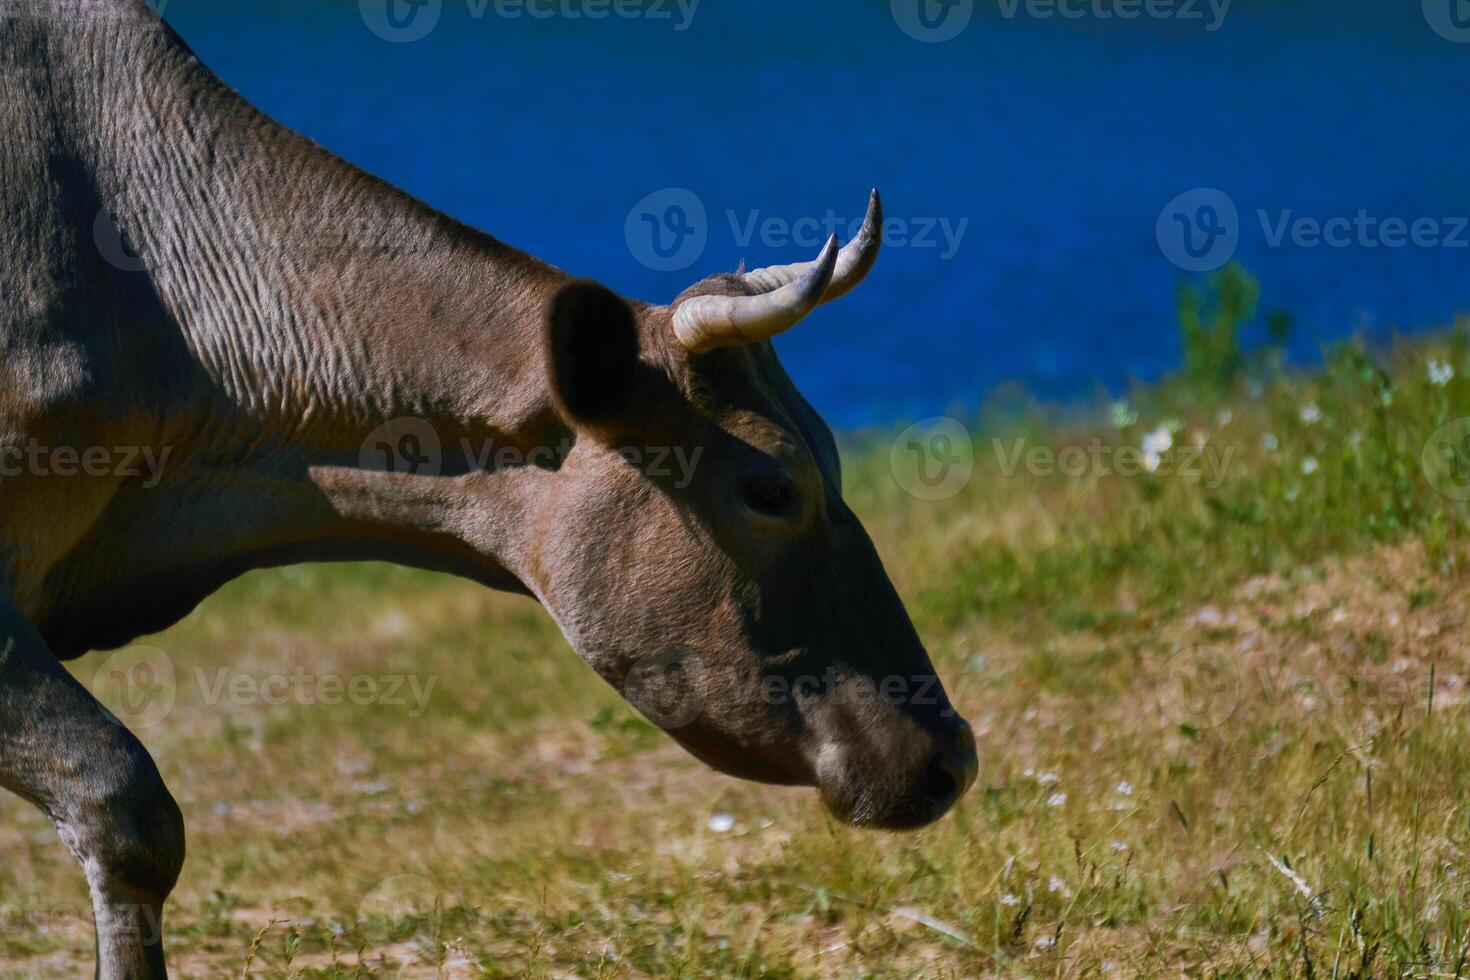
(0, 596, 185, 980)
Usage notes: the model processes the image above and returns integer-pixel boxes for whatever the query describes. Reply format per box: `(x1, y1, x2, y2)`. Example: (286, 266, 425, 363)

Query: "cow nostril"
(925, 760, 960, 807)
(925, 737, 979, 814)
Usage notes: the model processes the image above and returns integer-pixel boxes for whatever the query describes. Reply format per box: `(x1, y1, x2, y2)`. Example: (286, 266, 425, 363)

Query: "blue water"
(161, 0, 1470, 426)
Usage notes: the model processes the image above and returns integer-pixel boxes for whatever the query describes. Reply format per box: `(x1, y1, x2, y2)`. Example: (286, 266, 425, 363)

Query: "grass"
(8, 291, 1470, 975)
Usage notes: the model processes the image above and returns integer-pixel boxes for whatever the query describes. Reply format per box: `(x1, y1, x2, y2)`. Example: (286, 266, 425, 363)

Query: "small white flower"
(1047, 792, 1067, 807)
(1047, 875, 1069, 895)
(1141, 425, 1173, 456)
(1216, 408, 1233, 427)
(1022, 767, 1035, 778)
(1110, 841, 1128, 851)
(1261, 433, 1279, 452)
(1139, 426, 1172, 474)
(1116, 780, 1133, 796)
(1037, 771, 1059, 786)
(1000, 893, 1020, 906)
(707, 812, 735, 833)
(1429, 359, 1455, 387)
(1301, 457, 1319, 475)
(1193, 607, 1223, 627)
(1034, 936, 1057, 950)
(1299, 403, 1321, 424)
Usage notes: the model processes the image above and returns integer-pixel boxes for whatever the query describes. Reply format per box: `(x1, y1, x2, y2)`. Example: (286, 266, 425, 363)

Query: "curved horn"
(673, 234, 840, 353)
(741, 189, 883, 303)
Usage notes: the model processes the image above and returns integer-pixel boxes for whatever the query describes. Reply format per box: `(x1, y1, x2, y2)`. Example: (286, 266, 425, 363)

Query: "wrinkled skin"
(0, 2, 976, 976)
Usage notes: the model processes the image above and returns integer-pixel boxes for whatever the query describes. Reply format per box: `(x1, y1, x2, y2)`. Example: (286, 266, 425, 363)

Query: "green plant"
(1177, 262, 1260, 396)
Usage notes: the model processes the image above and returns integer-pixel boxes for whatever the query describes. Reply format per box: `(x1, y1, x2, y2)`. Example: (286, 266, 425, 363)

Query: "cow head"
(528, 191, 976, 829)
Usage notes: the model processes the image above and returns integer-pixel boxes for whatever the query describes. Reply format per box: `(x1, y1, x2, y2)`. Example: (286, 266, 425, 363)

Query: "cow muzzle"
(813, 715, 978, 830)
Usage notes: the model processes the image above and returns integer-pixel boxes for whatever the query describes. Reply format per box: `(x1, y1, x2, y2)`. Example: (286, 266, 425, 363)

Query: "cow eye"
(744, 471, 796, 516)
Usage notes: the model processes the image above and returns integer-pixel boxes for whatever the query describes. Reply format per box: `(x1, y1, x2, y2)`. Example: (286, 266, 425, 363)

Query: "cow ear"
(545, 280, 641, 432)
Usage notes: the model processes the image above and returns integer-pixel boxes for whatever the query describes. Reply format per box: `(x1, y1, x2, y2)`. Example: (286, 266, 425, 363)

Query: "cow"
(0, 1, 978, 975)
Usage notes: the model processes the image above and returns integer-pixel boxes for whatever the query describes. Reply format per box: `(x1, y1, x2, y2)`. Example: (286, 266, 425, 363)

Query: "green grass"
(7, 300, 1470, 975)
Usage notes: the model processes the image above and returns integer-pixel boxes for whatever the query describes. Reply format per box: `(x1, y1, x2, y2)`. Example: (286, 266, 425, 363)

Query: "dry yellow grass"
(6, 325, 1470, 977)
